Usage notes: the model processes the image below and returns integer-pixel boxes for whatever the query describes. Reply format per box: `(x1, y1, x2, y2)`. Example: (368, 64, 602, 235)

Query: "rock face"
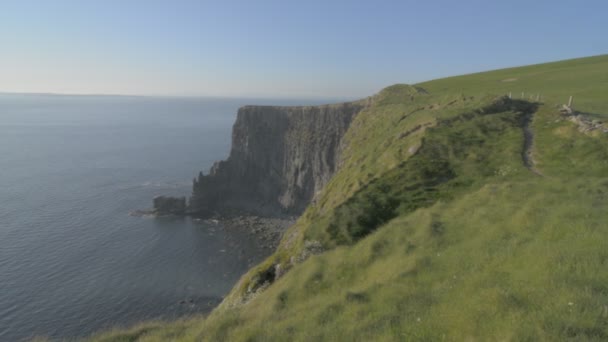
(189, 101, 366, 217)
(153, 196, 187, 215)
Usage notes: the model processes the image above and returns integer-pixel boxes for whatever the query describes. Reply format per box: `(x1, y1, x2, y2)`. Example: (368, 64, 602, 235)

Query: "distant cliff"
(188, 101, 366, 217)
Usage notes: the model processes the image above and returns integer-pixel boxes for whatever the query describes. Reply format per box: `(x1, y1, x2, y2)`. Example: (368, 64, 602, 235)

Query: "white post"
(568, 96, 573, 107)
(509, 92, 512, 99)
(522, 92, 525, 99)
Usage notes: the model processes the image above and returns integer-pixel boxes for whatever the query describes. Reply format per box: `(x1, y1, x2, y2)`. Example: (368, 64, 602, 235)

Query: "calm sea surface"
(0, 94, 343, 341)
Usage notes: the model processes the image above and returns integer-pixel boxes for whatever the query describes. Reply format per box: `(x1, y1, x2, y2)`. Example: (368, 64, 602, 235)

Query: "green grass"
(89, 55, 608, 341)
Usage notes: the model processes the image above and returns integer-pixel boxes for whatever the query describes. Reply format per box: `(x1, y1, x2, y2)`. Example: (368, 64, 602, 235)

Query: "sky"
(0, 0, 606, 98)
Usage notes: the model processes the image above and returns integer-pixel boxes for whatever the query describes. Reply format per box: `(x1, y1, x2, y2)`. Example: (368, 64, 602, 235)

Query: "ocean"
(0, 94, 342, 341)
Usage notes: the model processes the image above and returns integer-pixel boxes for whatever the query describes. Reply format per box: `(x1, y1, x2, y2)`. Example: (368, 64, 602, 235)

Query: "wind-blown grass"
(90, 54, 608, 341)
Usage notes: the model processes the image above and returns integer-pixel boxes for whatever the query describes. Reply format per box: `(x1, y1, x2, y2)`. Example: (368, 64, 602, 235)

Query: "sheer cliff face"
(190, 102, 365, 217)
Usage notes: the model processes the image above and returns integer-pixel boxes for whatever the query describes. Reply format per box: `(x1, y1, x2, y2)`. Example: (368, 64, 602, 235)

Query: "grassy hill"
(91, 55, 608, 341)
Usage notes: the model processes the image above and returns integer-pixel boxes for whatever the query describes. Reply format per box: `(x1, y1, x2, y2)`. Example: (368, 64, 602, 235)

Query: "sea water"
(0, 94, 342, 340)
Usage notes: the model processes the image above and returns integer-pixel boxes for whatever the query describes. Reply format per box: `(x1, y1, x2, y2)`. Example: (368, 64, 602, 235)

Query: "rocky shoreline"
(199, 215, 295, 250)
(130, 207, 295, 251)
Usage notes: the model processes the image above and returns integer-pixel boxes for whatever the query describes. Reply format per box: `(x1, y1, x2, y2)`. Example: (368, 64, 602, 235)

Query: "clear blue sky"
(1, 0, 606, 98)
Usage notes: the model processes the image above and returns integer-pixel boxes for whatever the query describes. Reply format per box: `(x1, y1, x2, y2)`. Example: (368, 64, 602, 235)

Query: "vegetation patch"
(89, 55, 608, 341)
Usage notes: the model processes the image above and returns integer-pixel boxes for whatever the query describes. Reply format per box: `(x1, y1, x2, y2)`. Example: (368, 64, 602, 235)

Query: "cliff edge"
(188, 101, 367, 217)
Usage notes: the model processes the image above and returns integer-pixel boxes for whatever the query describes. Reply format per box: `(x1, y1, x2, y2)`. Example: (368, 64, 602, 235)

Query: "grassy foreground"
(91, 55, 608, 341)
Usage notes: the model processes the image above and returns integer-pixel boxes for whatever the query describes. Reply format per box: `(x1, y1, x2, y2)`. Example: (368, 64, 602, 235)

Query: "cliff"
(188, 101, 366, 217)
(92, 55, 608, 342)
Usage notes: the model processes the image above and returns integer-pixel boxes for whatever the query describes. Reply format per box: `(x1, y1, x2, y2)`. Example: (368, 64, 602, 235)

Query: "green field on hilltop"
(91, 55, 608, 341)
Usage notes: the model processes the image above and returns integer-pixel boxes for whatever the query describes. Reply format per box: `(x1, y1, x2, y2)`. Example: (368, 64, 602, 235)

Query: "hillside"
(92, 55, 608, 341)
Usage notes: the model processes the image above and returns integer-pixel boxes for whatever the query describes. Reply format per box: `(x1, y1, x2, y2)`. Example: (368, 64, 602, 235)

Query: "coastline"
(216, 215, 296, 250)
(130, 209, 295, 251)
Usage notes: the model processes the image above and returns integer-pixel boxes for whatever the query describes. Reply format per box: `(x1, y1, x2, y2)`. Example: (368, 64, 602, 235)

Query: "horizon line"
(3, 53, 605, 101)
(0, 90, 360, 101)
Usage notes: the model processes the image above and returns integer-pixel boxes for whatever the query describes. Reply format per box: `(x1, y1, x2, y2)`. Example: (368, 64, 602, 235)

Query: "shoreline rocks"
(153, 196, 186, 216)
(130, 205, 295, 250)
(207, 215, 296, 250)
(129, 196, 188, 218)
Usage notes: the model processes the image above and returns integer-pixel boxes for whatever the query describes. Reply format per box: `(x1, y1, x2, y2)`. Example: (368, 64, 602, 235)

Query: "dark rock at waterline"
(153, 196, 186, 216)
(219, 215, 295, 249)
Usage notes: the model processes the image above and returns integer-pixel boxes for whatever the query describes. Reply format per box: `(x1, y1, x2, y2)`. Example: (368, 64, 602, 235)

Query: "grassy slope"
(91, 55, 608, 341)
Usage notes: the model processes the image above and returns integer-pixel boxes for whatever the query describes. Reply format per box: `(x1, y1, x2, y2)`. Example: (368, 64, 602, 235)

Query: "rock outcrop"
(188, 101, 366, 217)
(153, 196, 187, 215)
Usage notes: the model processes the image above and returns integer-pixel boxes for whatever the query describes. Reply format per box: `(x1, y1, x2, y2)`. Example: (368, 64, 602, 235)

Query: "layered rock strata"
(188, 101, 366, 217)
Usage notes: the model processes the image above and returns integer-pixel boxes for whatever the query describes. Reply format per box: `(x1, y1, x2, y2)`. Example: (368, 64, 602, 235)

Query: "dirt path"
(521, 111, 543, 176)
